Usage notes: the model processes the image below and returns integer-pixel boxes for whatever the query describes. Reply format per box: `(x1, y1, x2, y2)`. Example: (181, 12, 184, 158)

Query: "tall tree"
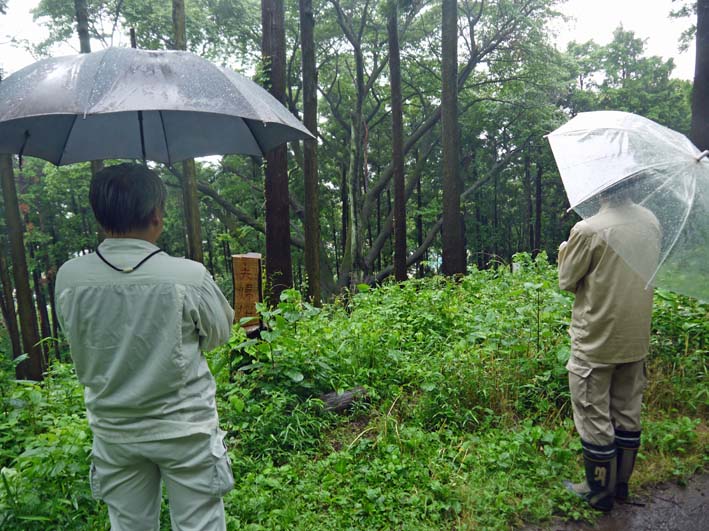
(0, 155, 43, 380)
(74, 0, 105, 179)
(387, 0, 406, 281)
(299, 0, 322, 305)
(0, 243, 21, 363)
(692, 0, 709, 149)
(262, 0, 293, 305)
(441, 0, 465, 275)
(172, 0, 204, 262)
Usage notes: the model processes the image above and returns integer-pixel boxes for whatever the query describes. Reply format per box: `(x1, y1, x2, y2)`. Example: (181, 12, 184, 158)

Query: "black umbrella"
(0, 47, 312, 165)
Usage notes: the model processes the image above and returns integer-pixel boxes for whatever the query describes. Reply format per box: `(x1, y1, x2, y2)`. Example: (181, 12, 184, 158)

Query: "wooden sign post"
(232, 253, 263, 334)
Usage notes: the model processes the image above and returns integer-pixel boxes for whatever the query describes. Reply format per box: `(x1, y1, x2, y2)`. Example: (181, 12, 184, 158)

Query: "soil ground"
(522, 473, 708, 531)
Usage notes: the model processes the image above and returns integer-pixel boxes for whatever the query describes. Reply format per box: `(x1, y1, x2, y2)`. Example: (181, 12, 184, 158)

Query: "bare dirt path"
(522, 473, 708, 531)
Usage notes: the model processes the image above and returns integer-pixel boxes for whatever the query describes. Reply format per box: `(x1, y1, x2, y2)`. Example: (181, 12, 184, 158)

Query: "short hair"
(89, 163, 167, 234)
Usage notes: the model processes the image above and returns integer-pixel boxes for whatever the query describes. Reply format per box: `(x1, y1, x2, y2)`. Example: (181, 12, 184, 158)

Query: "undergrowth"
(1, 253, 707, 529)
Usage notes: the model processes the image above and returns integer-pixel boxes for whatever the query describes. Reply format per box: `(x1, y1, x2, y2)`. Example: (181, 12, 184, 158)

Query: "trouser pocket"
(89, 460, 103, 500)
(211, 430, 234, 497)
(567, 357, 593, 408)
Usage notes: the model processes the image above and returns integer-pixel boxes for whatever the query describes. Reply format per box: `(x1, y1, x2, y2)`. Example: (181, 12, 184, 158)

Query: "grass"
(0, 252, 706, 529)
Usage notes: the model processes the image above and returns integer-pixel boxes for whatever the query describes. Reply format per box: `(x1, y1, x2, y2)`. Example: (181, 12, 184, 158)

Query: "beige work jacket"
(558, 203, 661, 364)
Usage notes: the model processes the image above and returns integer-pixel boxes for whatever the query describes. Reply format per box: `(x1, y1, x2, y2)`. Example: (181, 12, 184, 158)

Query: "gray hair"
(89, 163, 167, 234)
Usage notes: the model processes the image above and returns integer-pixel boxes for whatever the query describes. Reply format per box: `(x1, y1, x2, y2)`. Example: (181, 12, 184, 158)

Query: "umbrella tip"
(696, 150, 709, 162)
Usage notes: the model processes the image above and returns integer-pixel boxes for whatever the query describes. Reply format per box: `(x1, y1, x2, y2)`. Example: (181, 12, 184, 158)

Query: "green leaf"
(284, 370, 304, 383)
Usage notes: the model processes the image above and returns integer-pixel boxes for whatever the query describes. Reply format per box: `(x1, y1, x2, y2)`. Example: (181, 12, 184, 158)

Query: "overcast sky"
(0, 0, 697, 79)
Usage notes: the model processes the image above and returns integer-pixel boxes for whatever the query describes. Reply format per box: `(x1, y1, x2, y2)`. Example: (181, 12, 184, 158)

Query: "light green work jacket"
(55, 238, 235, 443)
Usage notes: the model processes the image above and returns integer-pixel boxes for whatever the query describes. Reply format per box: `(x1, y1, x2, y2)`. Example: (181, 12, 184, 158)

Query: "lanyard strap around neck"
(95, 248, 162, 273)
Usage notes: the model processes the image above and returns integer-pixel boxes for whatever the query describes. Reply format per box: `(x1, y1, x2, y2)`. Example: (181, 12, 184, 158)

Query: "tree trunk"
(339, 119, 360, 287)
(416, 171, 424, 278)
(534, 151, 543, 257)
(206, 226, 215, 275)
(0, 155, 43, 380)
(0, 247, 21, 363)
(441, 0, 465, 275)
(329, 0, 372, 286)
(30, 249, 51, 362)
(171, 0, 203, 262)
(692, 0, 709, 149)
(388, 2, 406, 282)
(340, 164, 347, 271)
(262, 0, 293, 305)
(74, 0, 105, 186)
(47, 273, 61, 361)
(524, 150, 533, 251)
(299, 0, 322, 305)
(74, 0, 91, 53)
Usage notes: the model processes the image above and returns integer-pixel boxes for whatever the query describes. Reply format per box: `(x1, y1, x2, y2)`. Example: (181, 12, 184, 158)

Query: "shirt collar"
(98, 238, 160, 253)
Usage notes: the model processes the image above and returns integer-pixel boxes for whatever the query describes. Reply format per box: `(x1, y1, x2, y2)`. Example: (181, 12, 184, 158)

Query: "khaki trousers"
(566, 355, 647, 446)
(90, 429, 234, 531)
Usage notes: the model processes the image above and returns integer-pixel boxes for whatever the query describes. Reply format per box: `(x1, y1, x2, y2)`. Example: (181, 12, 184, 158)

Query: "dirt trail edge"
(522, 473, 708, 531)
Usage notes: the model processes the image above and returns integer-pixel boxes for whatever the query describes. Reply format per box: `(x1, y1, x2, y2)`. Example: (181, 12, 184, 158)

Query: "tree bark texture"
(299, 0, 322, 305)
(692, 0, 709, 149)
(172, 0, 204, 263)
(0, 155, 43, 380)
(534, 151, 543, 257)
(441, 0, 465, 275)
(524, 150, 533, 250)
(74, 0, 91, 53)
(0, 248, 22, 364)
(388, 3, 407, 282)
(262, 0, 293, 305)
(74, 0, 105, 185)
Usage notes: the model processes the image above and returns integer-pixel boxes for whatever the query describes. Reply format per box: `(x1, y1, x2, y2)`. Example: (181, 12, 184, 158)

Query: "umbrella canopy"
(548, 110, 709, 302)
(0, 47, 313, 165)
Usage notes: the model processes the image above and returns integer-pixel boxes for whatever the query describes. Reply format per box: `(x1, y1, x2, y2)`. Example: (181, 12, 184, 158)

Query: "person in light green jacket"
(55, 163, 235, 531)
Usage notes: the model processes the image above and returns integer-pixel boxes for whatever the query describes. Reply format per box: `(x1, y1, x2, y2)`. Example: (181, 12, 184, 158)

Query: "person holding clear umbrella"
(557, 181, 661, 512)
(55, 163, 235, 530)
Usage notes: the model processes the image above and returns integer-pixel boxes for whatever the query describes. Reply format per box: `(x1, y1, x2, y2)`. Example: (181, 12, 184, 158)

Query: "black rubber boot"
(564, 441, 617, 512)
(615, 429, 641, 502)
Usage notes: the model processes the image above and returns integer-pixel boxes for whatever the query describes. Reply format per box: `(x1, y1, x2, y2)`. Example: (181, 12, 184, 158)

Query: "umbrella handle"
(695, 150, 709, 161)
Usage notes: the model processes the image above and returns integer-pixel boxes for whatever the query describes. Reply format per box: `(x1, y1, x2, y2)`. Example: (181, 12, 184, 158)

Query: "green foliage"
(4, 257, 705, 529)
(0, 364, 108, 529)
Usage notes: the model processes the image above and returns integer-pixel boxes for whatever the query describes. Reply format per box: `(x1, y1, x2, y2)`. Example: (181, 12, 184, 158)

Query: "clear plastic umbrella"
(548, 110, 709, 302)
(0, 47, 313, 165)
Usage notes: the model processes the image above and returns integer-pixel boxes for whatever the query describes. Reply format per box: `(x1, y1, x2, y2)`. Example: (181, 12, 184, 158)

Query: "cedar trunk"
(692, 0, 709, 150)
(299, 0, 322, 305)
(0, 155, 43, 380)
(74, 0, 91, 53)
(74, 1, 105, 182)
(262, 0, 293, 305)
(388, 4, 407, 282)
(0, 248, 22, 363)
(534, 151, 543, 257)
(441, 0, 465, 275)
(172, 0, 204, 262)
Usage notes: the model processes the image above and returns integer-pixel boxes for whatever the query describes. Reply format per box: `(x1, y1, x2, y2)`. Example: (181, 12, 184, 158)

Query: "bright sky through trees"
(0, 0, 697, 79)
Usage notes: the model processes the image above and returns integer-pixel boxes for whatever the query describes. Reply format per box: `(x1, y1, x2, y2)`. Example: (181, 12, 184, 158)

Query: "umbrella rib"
(57, 115, 79, 166)
(159, 111, 171, 166)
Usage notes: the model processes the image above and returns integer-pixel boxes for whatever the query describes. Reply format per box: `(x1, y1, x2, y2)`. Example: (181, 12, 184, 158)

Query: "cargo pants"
(89, 429, 234, 531)
(566, 354, 647, 446)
